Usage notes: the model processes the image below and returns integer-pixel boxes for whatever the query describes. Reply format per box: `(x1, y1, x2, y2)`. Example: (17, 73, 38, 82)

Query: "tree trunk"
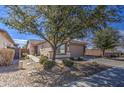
(102, 49, 105, 57)
(52, 47, 57, 61)
(83, 45, 86, 56)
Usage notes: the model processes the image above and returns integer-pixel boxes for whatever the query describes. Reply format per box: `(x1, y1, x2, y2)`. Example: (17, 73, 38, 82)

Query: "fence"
(21, 48, 29, 57)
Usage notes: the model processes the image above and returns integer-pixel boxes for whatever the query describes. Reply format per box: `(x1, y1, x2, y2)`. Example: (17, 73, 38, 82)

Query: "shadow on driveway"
(83, 67, 124, 87)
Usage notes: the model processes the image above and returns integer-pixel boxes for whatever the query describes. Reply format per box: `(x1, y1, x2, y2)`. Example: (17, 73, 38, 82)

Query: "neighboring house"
(0, 29, 20, 60)
(27, 39, 86, 59)
(26, 39, 42, 55)
(0, 29, 15, 48)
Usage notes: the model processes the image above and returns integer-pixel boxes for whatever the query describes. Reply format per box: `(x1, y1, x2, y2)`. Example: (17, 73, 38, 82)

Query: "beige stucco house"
(27, 39, 86, 59)
(0, 29, 15, 48)
(27, 39, 42, 55)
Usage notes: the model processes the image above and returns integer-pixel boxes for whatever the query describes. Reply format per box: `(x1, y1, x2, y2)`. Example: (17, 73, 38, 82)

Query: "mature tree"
(93, 28, 120, 56)
(0, 5, 124, 60)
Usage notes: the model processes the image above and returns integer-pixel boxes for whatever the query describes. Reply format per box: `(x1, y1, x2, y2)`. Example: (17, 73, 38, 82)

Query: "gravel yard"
(0, 59, 43, 87)
(0, 70, 31, 87)
(0, 59, 110, 87)
(29, 62, 110, 87)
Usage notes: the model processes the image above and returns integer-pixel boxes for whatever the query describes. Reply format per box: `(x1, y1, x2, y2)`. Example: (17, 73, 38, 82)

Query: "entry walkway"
(27, 55, 39, 63)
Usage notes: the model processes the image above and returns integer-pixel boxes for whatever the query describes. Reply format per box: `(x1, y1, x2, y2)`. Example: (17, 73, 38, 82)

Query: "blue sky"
(0, 6, 124, 47)
(0, 23, 41, 47)
(0, 6, 41, 47)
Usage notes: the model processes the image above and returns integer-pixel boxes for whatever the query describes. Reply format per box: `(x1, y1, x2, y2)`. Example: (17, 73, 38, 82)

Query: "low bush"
(70, 57, 74, 60)
(62, 59, 74, 67)
(77, 57, 84, 61)
(92, 61, 99, 66)
(39, 55, 48, 64)
(43, 60, 56, 69)
(0, 48, 15, 66)
(70, 57, 84, 61)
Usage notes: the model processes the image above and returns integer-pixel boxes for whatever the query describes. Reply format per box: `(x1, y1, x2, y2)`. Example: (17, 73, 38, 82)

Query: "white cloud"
(14, 39, 27, 47)
(118, 30, 124, 35)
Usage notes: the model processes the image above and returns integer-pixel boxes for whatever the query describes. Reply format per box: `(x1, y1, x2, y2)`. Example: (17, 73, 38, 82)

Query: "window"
(57, 44, 66, 54)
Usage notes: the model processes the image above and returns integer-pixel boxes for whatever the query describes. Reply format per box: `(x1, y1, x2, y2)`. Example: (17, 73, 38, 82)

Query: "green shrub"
(70, 57, 84, 61)
(77, 57, 84, 61)
(0, 49, 15, 66)
(70, 57, 74, 60)
(92, 61, 98, 66)
(62, 59, 74, 67)
(39, 55, 48, 64)
(43, 60, 55, 69)
(39, 55, 55, 69)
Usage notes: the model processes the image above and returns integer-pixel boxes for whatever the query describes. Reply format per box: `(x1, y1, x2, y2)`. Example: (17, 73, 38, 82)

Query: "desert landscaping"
(0, 5, 124, 87)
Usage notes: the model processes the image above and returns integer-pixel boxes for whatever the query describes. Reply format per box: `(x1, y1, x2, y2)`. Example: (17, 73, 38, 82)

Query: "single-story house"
(27, 39, 86, 59)
(0, 29, 20, 60)
(0, 29, 15, 48)
(26, 39, 42, 55)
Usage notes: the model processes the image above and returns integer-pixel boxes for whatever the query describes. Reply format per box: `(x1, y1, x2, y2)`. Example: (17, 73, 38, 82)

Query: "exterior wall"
(38, 41, 86, 59)
(0, 33, 14, 48)
(27, 40, 41, 55)
(69, 43, 85, 57)
(40, 47, 52, 58)
(0, 34, 4, 48)
(27, 42, 34, 55)
(40, 47, 71, 59)
(38, 42, 71, 59)
(56, 43, 71, 58)
(55, 52, 71, 58)
(38, 42, 52, 58)
(38, 42, 51, 58)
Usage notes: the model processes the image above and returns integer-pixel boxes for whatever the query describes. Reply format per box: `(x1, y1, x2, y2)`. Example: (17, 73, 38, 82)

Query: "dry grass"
(0, 48, 15, 66)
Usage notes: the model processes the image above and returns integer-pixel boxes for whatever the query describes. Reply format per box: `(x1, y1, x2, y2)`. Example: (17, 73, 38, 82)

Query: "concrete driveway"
(83, 67, 124, 87)
(86, 58, 124, 87)
(63, 58, 124, 87)
(63, 67, 124, 87)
